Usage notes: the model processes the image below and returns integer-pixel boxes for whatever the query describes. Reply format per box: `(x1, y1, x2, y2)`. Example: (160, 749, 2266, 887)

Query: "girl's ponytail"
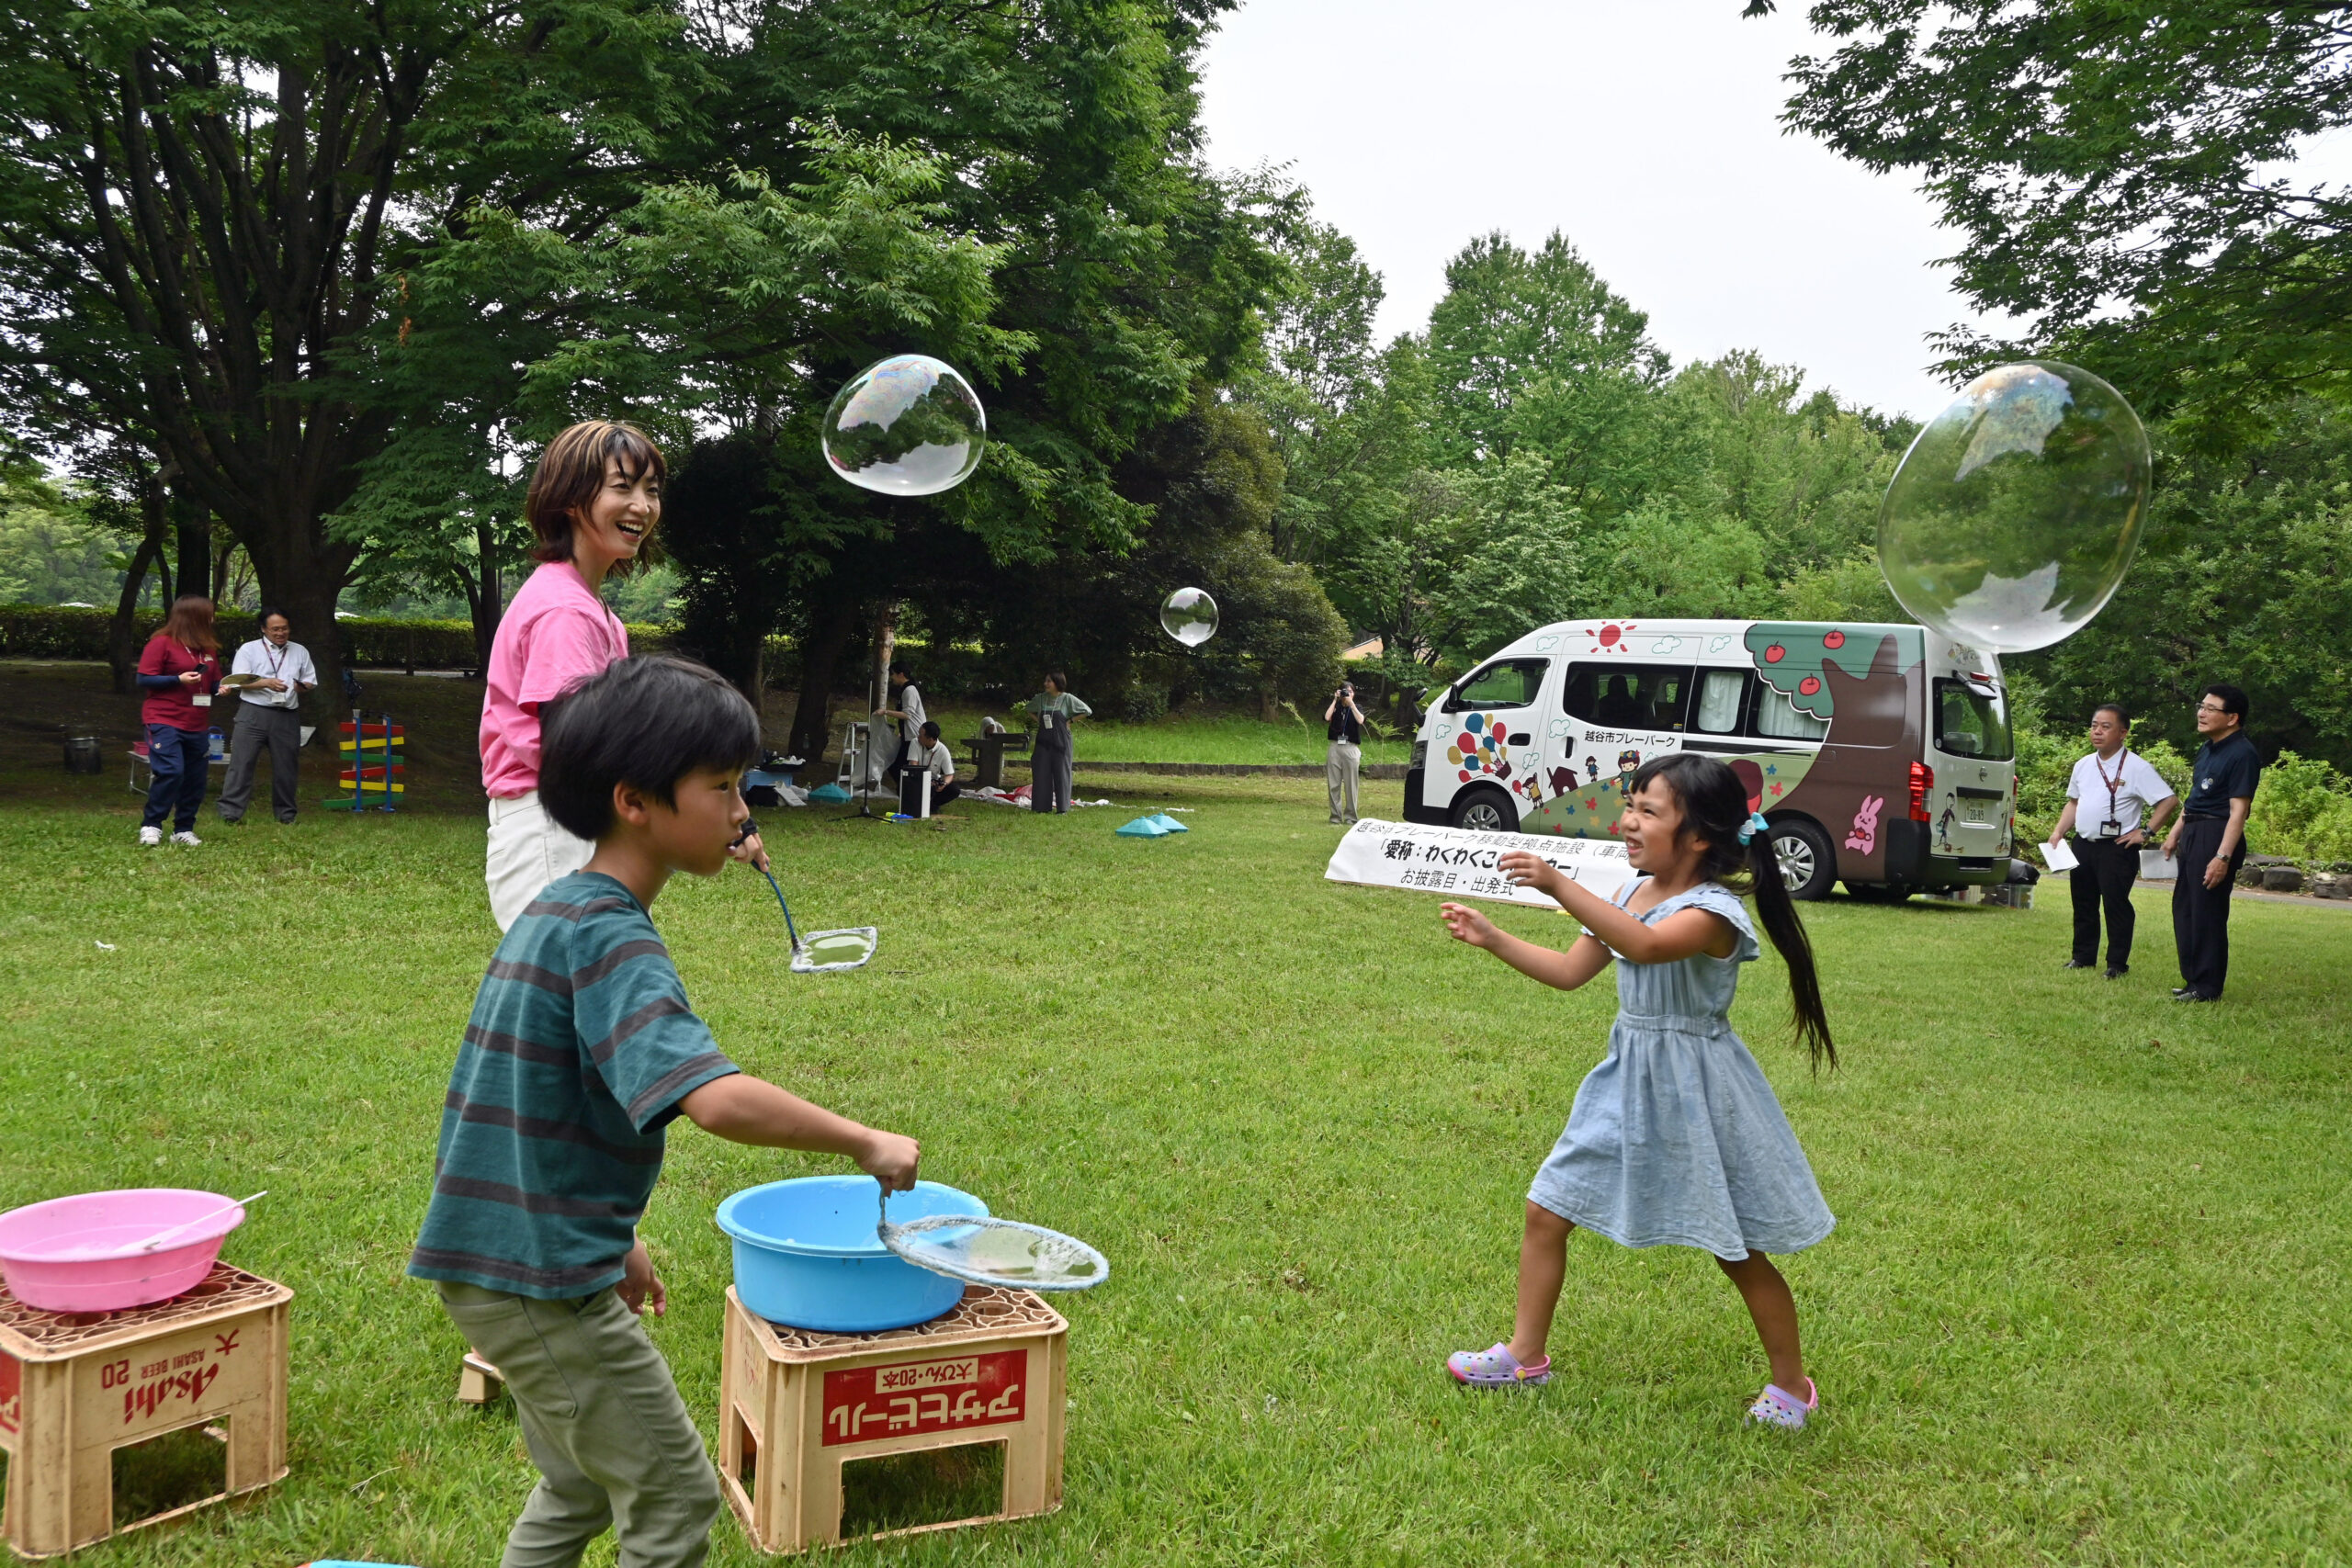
(1746, 825, 1836, 1072)
(1630, 752, 1838, 1072)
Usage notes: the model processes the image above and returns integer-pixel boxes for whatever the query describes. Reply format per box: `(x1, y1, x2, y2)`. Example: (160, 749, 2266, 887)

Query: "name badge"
(193, 693, 210, 706)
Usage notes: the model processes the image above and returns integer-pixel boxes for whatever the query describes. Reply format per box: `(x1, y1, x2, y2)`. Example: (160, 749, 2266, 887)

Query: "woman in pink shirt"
(481, 421, 763, 929)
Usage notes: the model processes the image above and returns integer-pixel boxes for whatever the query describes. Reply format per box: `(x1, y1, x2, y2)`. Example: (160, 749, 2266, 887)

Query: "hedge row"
(0, 604, 1005, 695)
(0, 604, 673, 669)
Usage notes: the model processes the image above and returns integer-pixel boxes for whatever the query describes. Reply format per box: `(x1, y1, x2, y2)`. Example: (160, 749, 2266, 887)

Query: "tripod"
(839, 719, 888, 823)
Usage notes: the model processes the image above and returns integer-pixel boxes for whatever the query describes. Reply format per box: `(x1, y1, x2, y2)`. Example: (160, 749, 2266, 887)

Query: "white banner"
(1324, 818, 1634, 908)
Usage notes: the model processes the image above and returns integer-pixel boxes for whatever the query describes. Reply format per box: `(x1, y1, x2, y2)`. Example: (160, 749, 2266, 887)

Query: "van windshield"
(1934, 679, 2014, 761)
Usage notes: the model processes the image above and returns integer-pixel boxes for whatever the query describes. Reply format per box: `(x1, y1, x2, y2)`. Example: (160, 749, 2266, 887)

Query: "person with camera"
(2049, 703, 2177, 980)
(1326, 679, 1365, 825)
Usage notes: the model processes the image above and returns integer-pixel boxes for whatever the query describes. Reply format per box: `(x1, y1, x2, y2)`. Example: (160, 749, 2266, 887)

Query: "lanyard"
(262, 640, 288, 677)
(2093, 749, 2131, 833)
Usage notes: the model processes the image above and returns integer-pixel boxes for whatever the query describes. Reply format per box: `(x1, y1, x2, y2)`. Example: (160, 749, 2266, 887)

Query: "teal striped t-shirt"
(408, 872, 739, 1298)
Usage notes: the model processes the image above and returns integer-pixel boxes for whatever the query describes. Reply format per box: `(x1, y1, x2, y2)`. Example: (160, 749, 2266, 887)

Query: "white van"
(1403, 617, 2018, 899)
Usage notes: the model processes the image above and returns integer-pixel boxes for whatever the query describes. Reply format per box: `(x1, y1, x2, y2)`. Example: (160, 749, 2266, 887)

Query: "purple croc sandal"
(1745, 1377, 1818, 1429)
(1445, 1343, 1551, 1388)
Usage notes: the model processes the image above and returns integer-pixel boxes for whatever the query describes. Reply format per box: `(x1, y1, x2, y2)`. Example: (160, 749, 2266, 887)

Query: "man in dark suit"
(2160, 683, 2262, 1003)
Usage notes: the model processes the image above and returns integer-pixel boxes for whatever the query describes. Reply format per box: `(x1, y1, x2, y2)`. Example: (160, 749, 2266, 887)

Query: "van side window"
(1561, 663, 1696, 731)
(1691, 669, 1747, 734)
(1445, 659, 1548, 712)
(1753, 686, 1831, 740)
(1933, 678, 2014, 761)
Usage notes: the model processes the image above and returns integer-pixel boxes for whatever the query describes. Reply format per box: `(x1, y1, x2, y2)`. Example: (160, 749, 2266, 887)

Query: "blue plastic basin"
(715, 1176, 988, 1332)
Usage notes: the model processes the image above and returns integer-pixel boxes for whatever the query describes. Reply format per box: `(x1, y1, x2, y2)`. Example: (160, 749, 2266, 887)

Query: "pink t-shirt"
(480, 561, 629, 797)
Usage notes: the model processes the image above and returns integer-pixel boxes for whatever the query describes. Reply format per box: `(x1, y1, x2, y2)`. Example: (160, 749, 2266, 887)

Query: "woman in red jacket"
(137, 595, 221, 846)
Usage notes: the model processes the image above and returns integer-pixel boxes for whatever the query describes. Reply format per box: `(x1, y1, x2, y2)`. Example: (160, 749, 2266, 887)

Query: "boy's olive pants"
(438, 1282, 724, 1568)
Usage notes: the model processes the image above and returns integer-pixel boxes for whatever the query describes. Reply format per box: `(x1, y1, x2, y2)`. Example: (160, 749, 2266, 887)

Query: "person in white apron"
(1026, 672, 1090, 813)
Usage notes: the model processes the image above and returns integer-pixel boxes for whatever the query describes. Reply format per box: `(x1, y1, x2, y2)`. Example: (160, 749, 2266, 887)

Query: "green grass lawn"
(1, 773, 2347, 1566)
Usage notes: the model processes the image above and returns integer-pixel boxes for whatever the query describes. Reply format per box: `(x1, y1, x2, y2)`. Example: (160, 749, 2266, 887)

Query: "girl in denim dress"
(1438, 753, 1838, 1428)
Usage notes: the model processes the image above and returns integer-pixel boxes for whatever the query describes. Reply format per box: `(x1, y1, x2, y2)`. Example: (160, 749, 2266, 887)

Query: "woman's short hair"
(525, 421, 666, 570)
(161, 594, 218, 653)
(1044, 671, 1067, 692)
(538, 657, 760, 840)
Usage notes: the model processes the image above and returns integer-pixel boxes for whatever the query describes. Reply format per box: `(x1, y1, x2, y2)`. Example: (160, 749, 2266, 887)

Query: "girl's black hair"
(1629, 752, 1836, 1071)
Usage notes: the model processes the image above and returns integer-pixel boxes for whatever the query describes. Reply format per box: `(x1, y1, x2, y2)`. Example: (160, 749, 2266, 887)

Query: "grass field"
(1, 744, 2347, 1565)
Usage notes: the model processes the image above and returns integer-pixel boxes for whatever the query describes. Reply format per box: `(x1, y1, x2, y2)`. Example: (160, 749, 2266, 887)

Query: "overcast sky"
(1196, 1, 1997, 423)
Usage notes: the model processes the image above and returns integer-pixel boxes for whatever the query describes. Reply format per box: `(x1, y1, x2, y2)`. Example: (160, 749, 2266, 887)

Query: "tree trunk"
(210, 536, 235, 605)
(107, 531, 164, 695)
(787, 596, 863, 763)
(869, 600, 899, 716)
(467, 517, 504, 676)
(173, 495, 211, 609)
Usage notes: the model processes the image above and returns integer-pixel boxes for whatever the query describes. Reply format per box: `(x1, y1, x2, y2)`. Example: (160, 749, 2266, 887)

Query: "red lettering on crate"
(1, 1349, 19, 1436)
(122, 1359, 220, 1426)
(213, 1331, 241, 1359)
(820, 1349, 1025, 1447)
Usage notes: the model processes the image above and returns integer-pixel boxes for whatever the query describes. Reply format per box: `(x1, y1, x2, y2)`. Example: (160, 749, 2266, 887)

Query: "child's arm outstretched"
(1440, 900, 1615, 990)
(1497, 851, 1736, 964)
(680, 1074, 922, 1188)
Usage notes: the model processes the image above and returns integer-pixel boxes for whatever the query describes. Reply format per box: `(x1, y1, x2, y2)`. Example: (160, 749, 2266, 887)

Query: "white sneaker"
(138, 826, 163, 847)
(170, 830, 203, 847)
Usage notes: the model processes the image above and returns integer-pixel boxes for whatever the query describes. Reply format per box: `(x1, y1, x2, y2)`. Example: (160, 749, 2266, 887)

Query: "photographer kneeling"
(1326, 680, 1364, 825)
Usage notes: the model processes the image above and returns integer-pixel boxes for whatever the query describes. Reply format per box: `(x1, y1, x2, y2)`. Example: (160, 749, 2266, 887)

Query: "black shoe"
(2172, 990, 2215, 1003)
(2105, 965, 2129, 979)
(217, 814, 244, 825)
(2061, 959, 2096, 970)
(277, 815, 297, 824)
(2170, 986, 2195, 998)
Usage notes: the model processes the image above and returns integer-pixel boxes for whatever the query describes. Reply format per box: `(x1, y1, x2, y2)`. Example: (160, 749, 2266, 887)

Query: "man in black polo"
(2160, 682, 2262, 1003)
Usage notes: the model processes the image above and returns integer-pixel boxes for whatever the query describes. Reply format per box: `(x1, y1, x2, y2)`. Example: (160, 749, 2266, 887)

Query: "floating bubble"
(1159, 587, 1218, 647)
(821, 355, 986, 496)
(1878, 361, 2150, 653)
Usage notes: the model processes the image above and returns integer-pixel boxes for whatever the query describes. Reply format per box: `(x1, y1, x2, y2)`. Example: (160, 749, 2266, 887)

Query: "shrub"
(2248, 750, 2352, 863)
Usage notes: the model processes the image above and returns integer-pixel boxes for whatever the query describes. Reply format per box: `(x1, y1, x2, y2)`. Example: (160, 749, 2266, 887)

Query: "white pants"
(486, 791, 594, 932)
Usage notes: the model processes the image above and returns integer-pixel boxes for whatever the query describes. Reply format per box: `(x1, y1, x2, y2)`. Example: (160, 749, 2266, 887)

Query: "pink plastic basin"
(0, 1189, 249, 1312)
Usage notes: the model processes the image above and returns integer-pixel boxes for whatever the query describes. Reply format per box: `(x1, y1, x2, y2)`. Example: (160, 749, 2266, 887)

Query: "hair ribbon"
(1737, 810, 1770, 846)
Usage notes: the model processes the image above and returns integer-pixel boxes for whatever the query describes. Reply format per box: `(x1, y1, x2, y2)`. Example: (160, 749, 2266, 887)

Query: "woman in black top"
(1326, 681, 1365, 824)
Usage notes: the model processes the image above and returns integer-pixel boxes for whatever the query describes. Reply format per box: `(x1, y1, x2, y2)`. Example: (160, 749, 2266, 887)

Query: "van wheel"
(1844, 881, 1917, 904)
(1450, 786, 1520, 834)
(1769, 818, 1836, 900)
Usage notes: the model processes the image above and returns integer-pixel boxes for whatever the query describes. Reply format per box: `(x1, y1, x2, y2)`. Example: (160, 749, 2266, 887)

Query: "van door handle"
(1509, 731, 1531, 745)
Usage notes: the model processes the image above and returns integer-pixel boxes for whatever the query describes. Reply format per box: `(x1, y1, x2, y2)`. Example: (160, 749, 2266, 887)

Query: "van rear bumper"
(1880, 819, 2007, 885)
(1402, 766, 1447, 826)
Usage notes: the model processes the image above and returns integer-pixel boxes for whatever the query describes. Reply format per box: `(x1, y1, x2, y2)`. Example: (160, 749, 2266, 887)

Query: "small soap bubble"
(1159, 587, 1218, 647)
(821, 355, 986, 496)
(1878, 360, 2150, 653)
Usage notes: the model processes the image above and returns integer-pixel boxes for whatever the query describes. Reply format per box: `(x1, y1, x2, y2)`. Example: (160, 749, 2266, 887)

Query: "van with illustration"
(1403, 617, 2018, 899)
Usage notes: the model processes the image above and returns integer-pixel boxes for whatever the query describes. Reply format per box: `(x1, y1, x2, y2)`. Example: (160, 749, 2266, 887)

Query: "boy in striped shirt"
(411, 657, 920, 1568)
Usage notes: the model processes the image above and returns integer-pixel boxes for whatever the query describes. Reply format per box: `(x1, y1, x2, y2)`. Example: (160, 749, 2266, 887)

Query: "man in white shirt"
(2050, 703, 2178, 979)
(218, 609, 318, 825)
(873, 664, 925, 783)
(918, 720, 960, 807)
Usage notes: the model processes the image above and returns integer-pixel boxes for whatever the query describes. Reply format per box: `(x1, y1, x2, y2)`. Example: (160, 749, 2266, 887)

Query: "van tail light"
(1908, 761, 1933, 821)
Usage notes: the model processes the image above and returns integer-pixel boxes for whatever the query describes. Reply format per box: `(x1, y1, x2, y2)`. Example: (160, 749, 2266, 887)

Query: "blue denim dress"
(1527, 878, 1834, 1260)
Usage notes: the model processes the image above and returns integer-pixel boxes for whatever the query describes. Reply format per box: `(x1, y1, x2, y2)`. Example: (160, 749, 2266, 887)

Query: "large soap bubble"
(1878, 360, 2150, 653)
(822, 355, 986, 496)
(1159, 587, 1218, 647)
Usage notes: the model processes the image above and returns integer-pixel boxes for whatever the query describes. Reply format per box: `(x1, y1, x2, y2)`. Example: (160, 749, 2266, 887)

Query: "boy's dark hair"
(2200, 682, 2250, 724)
(1629, 752, 1836, 1072)
(2093, 702, 2129, 727)
(526, 420, 666, 574)
(538, 657, 760, 840)
(920, 720, 941, 741)
(890, 663, 911, 681)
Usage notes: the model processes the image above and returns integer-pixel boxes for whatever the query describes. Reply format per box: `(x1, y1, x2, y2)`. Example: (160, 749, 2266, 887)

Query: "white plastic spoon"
(135, 1190, 266, 1253)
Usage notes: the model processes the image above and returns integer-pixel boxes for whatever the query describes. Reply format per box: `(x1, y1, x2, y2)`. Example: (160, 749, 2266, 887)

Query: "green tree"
(1759, 1, 2352, 439)
(2012, 397, 2352, 773)
(1423, 231, 1679, 513)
